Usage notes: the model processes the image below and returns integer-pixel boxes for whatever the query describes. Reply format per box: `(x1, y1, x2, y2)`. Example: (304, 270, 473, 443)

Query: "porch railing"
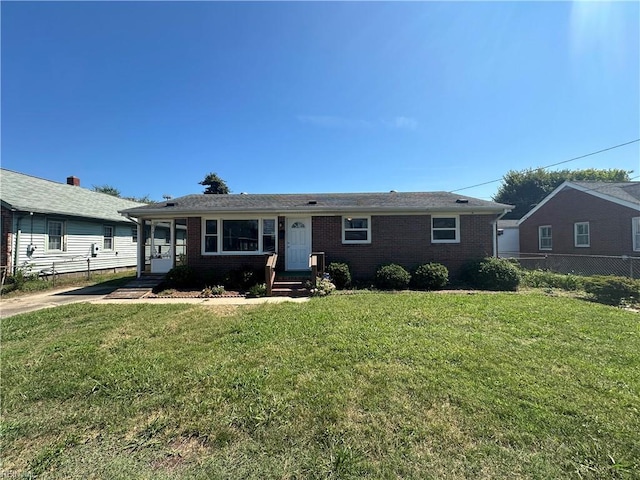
(309, 252, 326, 288)
(265, 253, 278, 296)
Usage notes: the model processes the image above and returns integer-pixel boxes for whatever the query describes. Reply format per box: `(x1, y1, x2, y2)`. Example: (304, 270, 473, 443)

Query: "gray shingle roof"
(1, 169, 145, 223)
(121, 191, 512, 217)
(569, 181, 640, 205)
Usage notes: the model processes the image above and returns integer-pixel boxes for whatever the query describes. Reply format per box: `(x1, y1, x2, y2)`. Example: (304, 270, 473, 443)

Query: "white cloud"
(384, 116, 418, 131)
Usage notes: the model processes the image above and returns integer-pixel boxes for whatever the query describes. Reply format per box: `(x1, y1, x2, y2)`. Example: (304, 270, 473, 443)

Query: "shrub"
(310, 277, 336, 297)
(164, 265, 198, 288)
(461, 257, 520, 291)
(520, 269, 584, 291)
(224, 267, 260, 290)
(412, 263, 449, 290)
(583, 275, 640, 306)
(326, 262, 352, 290)
(247, 283, 267, 298)
(200, 285, 226, 297)
(375, 264, 411, 290)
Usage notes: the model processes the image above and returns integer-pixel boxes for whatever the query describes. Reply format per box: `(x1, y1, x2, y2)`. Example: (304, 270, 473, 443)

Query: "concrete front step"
(271, 280, 309, 297)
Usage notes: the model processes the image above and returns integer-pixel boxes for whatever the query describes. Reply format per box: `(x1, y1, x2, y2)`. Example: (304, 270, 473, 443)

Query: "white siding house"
(1, 169, 146, 277)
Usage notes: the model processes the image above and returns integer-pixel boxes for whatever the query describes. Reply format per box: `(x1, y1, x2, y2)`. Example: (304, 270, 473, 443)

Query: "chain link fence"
(514, 253, 640, 279)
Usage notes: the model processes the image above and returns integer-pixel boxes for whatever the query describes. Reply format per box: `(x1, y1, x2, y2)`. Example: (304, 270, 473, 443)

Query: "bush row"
(163, 260, 640, 306)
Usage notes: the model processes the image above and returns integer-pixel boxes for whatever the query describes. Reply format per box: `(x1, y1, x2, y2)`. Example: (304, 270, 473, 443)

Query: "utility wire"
(450, 138, 640, 193)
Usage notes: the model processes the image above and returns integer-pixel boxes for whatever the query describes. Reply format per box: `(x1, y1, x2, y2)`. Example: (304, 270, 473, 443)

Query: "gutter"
(492, 207, 512, 258)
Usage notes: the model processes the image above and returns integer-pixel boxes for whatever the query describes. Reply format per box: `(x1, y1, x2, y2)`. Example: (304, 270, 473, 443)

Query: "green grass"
(1, 292, 638, 479)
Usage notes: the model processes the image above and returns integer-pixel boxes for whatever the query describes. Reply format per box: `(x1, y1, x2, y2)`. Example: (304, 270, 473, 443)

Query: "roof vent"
(308, 200, 317, 205)
(166, 202, 175, 207)
(240, 192, 248, 195)
(456, 198, 469, 204)
(390, 190, 397, 193)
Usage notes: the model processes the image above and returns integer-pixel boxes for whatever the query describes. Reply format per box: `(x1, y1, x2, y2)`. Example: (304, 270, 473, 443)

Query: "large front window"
(202, 217, 277, 254)
(342, 216, 370, 244)
(633, 217, 640, 252)
(223, 220, 259, 252)
(431, 216, 459, 243)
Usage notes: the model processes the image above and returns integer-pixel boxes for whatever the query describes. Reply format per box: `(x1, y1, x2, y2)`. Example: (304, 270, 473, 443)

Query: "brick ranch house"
(120, 191, 512, 283)
(517, 181, 640, 276)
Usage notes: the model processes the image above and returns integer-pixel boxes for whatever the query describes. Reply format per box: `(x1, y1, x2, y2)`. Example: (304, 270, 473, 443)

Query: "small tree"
(93, 185, 121, 197)
(200, 172, 230, 194)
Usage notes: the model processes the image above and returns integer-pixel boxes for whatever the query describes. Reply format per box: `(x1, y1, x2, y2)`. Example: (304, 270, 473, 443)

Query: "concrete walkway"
(1, 285, 308, 319)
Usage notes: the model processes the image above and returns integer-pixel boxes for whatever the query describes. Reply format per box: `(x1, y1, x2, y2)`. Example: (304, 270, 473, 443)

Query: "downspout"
(492, 209, 510, 258)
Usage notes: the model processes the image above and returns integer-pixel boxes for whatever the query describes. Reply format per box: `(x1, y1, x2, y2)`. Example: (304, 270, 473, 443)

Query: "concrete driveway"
(0, 284, 116, 319)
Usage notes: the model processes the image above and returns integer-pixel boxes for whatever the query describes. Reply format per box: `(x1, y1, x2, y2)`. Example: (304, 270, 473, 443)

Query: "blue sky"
(2, 1, 638, 202)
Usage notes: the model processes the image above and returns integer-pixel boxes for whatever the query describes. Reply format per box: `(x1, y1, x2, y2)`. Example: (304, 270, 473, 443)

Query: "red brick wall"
(185, 214, 497, 281)
(519, 187, 640, 255)
(313, 214, 496, 280)
(1, 207, 13, 273)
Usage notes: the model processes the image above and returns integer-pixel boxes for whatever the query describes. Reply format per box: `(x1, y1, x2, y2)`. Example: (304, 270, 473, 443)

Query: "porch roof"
(120, 191, 512, 218)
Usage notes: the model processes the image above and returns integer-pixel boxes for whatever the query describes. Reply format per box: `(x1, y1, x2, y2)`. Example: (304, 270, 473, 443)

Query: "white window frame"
(201, 216, 278, 255)
(538, 225, 552, 251)
(574, 222, 590, 247)
(431, 215, 460, 244)
(103, 225, 114, 251)
(47, 219, 66, 252)
(131, 226, 138, 243)
(342, 216, 371, 244)
(633, 217, 640, 252)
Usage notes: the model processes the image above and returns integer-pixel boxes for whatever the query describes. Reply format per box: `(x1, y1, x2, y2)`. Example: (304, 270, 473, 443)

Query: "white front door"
(286, 217, 312, 271)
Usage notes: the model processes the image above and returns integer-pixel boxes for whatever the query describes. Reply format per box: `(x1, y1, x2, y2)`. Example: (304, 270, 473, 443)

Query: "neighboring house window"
(633, 217, 640, 252)
(47, 220, 65, 251)
(431, 216, 459, 243)
(131, 226, 138, 243)
(538, 226, 552, 250)
(204, 220, 218, 253)
(342, 216, 371, 244)
(574, 222, 590, 247)
(103, 225, 114, 250)
(202, 218, 277, 254)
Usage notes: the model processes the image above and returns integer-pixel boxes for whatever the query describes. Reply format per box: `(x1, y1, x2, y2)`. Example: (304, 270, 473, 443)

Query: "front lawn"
(1, 292, 638, 479)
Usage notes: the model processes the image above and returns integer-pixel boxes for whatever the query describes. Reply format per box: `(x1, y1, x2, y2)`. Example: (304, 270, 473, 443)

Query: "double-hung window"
(574, 222, 590, 247)
(203, 218, 277, 254)
(539, 225, 552, 250)
(342, 217, 371, 244)
(431, 216, 459, 243)
(47, 220, 65, 252)
(103, 225, 114, 250)
(633, 217, 640, 252)
(131, 226, 138, 243)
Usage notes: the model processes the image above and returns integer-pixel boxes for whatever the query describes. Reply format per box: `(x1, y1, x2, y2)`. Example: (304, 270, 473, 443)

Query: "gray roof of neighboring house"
(1, 168, 145, 223)
(569, 181, 640, 204)
(121, 191, 512, 217)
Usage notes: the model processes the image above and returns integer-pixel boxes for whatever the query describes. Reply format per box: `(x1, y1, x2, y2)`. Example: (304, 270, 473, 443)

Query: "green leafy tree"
(200, 172, 230, 194)
(493, 168, 631, 219)
(93, 185, 152, 203)
(92, 185, 121, 197)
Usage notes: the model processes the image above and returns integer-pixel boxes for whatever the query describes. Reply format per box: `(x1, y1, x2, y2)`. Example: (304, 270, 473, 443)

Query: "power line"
(450, 138, 640, 193)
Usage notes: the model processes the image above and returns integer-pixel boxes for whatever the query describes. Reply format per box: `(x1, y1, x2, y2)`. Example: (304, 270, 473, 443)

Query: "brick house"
(1, 169, 145, 278)
(120, 191, 512, 282)
(518, 181, 640, 258)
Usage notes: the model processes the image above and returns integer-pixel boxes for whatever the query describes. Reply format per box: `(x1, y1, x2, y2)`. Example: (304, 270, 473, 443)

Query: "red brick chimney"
(66, 176, 80, 186)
